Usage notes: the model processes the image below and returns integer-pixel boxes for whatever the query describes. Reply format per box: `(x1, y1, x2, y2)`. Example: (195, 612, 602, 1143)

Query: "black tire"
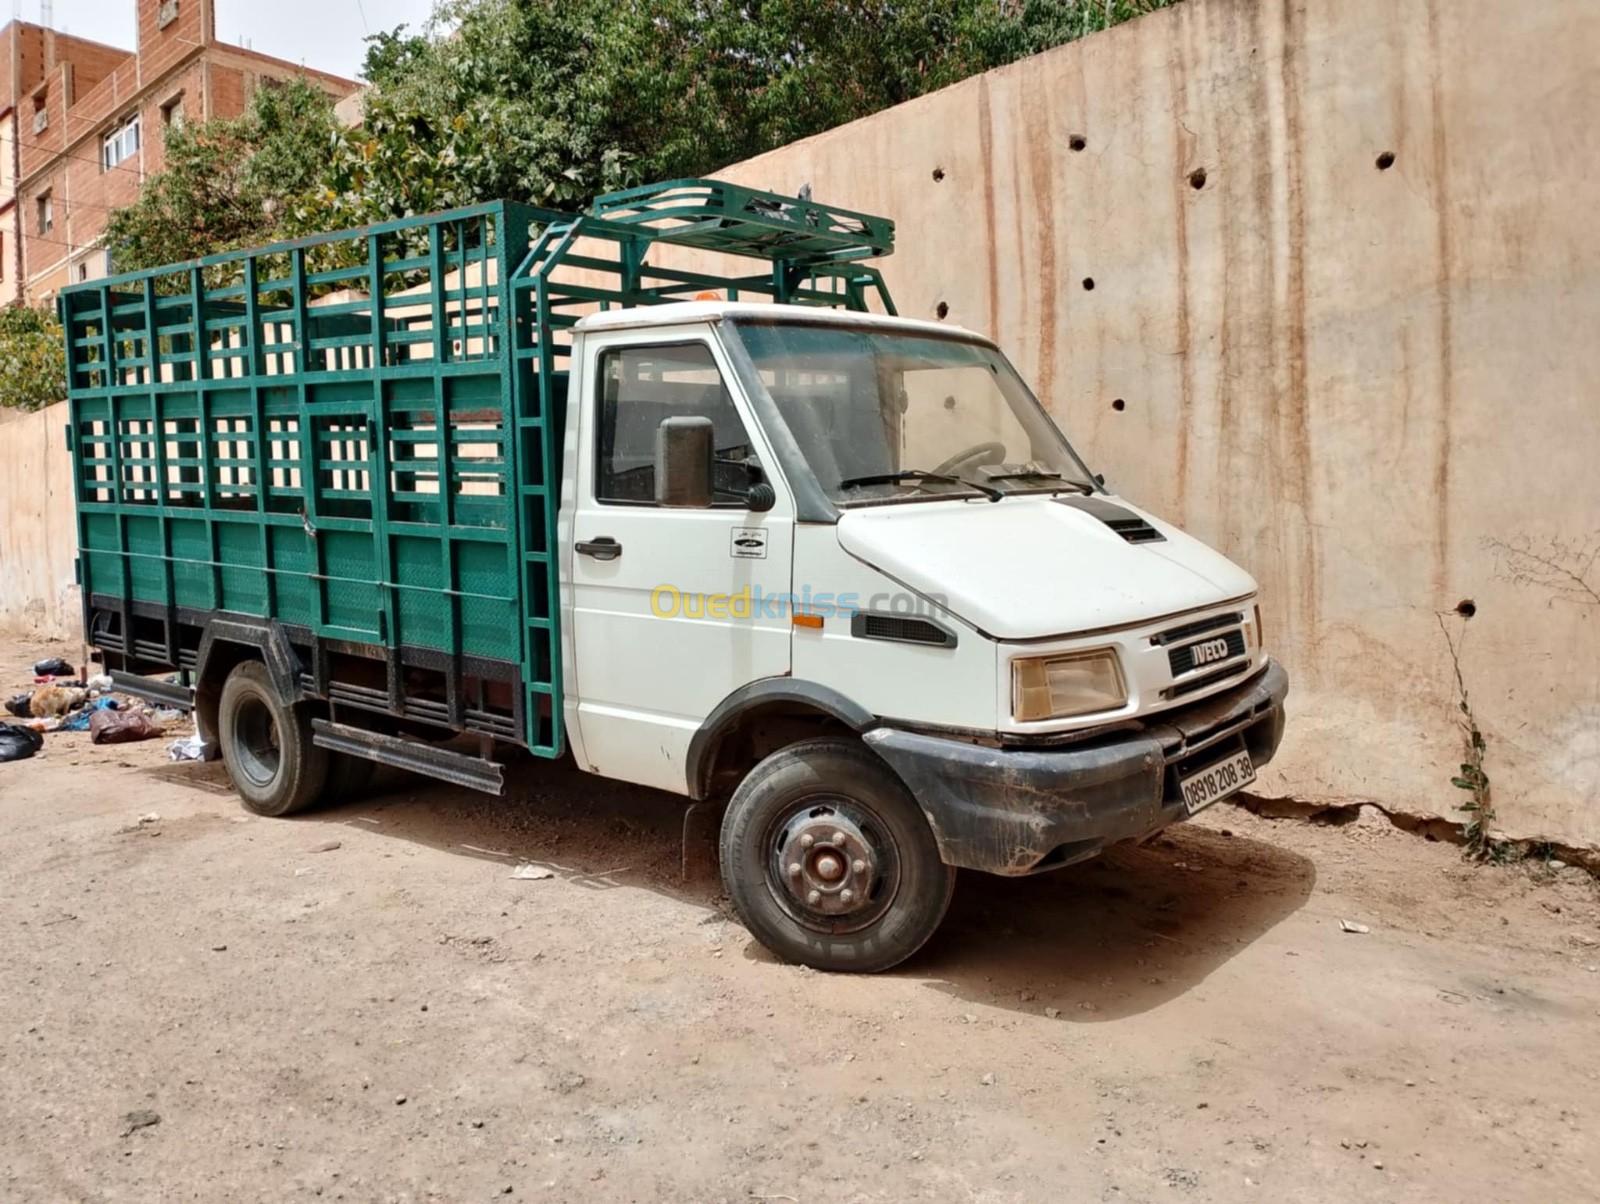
(719, 738, 955, 973)
(217, 661, 328, 817)
(323, 753, 376, 804)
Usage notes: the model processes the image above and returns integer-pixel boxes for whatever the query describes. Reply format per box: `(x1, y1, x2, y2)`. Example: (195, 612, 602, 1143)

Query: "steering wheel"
(932, 441, 1007, 477)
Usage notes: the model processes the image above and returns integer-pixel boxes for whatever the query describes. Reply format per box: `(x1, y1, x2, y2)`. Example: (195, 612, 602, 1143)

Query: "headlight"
(1012, 649, 1127, 721)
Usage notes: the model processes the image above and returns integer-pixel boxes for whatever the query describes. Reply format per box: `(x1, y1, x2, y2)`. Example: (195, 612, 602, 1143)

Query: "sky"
(34, 0, 441, 82)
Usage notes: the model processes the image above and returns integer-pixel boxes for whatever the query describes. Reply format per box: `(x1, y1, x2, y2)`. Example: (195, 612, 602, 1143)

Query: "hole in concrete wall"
(1188, 167, 1207, 190)
(1069, 134, 1087, 152)
(1376, 150, 1396, 170)
(1111, 398, 1126, 412)
(935, 301, 949, 320)
(932, 166, 945, 182)
(1455, 598, 1477, 619)
(1081, 277, 1095, 291)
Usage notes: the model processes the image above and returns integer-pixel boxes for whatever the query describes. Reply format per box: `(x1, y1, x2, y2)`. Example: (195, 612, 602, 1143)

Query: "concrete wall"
(698, 0, 1600, 846)
(2, 0, 1596, 847)
(0, 403, 77, 638)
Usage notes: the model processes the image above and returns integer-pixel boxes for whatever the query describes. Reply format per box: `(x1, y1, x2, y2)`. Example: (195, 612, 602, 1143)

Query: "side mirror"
(656, 416, 715, 507)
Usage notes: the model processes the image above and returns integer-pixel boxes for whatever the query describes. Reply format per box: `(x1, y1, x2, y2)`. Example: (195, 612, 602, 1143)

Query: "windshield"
(727, 320, 1096, 506)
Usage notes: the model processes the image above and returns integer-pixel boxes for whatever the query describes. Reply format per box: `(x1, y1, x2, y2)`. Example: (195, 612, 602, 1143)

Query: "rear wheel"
(719, 738, 955, 973)
(217, 661, 328, 817)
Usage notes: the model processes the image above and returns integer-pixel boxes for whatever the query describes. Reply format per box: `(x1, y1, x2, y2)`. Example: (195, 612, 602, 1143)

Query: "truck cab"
(560, 301, 1287, 970)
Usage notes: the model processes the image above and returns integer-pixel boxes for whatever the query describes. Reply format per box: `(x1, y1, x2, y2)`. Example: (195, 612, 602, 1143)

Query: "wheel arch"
(685, 678, 877, 800)
(194, 620, 302, 747)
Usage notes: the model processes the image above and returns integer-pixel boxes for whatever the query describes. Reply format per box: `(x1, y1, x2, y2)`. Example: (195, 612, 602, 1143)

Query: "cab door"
(564, 327, 794, 792)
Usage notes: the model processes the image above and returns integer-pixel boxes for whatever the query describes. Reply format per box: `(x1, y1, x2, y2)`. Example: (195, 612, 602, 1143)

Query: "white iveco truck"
(68, 183, 1286, 973)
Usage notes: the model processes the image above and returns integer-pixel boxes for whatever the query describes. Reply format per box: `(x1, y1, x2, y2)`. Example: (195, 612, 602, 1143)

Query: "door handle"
(576, 536, 622, 561)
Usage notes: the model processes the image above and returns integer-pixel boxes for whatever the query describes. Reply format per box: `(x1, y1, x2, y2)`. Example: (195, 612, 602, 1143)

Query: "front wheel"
(719, 738, 955, 972)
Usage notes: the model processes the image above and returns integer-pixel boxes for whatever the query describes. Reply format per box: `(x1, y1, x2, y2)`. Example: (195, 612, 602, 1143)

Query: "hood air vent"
(1054, 496, 1166, 544)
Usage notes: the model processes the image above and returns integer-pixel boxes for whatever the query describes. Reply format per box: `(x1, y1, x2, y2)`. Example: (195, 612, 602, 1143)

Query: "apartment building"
(0, 21, 128, 305)
(4, 0, 356, 305)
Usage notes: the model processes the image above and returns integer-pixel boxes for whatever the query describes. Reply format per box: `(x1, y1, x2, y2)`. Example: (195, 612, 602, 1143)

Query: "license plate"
(1178, 748, 1255, 815)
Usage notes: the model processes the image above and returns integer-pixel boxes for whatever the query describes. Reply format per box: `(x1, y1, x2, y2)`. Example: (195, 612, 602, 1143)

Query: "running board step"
(110, 669, 194, 712)
(311, 719, 506, 796)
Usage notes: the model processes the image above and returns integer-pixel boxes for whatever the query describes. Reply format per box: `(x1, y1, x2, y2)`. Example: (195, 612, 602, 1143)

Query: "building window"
(37, 191, 53, 234)
(103, 115, 141, 170)
(161, 93, 186, 129)
(76, 262, 90, 283)
(32, 92, 47, 133)
(158, 1, 180, 30)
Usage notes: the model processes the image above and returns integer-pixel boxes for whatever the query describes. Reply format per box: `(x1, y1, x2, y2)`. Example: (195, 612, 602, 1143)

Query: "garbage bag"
(5, 693, 32, 717)
(0, 724, 44, 762)
(89, 709, 163, 745)
(33, 657, 74, 677)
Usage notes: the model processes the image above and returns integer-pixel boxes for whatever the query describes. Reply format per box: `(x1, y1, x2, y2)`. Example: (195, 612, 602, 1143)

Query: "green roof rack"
(590, 178, 895, 264)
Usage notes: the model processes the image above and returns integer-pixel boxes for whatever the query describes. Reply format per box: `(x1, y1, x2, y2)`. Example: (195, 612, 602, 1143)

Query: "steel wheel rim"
(233, 695, 282, 788)
(764, 794, 901, 935)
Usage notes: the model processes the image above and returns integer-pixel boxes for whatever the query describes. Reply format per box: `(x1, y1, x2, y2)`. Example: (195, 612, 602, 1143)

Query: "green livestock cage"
(61, 180, 896, 759)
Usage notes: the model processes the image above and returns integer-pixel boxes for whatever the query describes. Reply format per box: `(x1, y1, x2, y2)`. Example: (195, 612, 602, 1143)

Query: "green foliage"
(0, 305, 67, 411)
(104, 80, 342, 273)
(318, 0, 1181, 227)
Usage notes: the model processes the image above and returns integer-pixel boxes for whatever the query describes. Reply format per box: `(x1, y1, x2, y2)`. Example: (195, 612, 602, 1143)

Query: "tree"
(0, 306, 67, 411)
(104, 80, 341, 273)
(317, 0, 1181, 228)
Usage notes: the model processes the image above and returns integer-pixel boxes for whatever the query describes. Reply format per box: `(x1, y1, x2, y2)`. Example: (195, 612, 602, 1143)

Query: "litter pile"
(0, 655, 191, 763)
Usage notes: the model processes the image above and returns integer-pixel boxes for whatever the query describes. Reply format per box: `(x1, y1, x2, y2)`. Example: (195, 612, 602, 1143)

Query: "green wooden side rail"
(60, 181, 896, 757)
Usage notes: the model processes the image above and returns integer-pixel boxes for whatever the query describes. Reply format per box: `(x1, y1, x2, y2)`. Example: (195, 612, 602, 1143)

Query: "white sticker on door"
(730, 527, 768, 559)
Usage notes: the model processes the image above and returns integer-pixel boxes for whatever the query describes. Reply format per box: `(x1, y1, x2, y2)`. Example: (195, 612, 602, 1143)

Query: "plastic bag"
(0, 724, 44, 762)
(168, 733, 206, 762)
(89, 709, 163, 745)
(33, 657, 74, 677)
(60, 697, 118, 732)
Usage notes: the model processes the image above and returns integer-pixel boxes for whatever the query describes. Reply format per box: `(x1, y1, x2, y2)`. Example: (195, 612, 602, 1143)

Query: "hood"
(835, 495, 1257, 640)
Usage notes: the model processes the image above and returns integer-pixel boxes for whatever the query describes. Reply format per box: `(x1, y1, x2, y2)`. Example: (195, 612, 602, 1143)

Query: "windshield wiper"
(983, 469, 1093, 494)
(838, 469, 1003, 502)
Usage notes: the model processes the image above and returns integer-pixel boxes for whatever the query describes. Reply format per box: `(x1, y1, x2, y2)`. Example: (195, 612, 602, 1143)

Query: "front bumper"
(863, 661, 1288, 875)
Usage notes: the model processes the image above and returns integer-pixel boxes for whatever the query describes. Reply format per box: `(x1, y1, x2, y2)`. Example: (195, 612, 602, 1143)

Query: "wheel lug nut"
(852, 859, 866, 875)
(787, 862, 802, 878)
(800, 834, 814, 849)
(832, 831, 846, 845)
(806, 889, 821, 905)
(840, 889, 854, 905)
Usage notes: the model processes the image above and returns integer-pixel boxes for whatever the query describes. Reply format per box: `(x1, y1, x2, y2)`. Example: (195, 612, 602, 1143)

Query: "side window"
(595, 342, 758, 505)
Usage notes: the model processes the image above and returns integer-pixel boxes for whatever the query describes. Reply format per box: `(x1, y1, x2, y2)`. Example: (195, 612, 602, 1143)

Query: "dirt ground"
(1, 637, 1597, 1204)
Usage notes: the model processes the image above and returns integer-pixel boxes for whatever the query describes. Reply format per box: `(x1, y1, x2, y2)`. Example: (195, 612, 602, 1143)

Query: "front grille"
(1167, 628, 1247, 677)
(1152, 611, 1244, 647)
(1162, 658, 1253, 699)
